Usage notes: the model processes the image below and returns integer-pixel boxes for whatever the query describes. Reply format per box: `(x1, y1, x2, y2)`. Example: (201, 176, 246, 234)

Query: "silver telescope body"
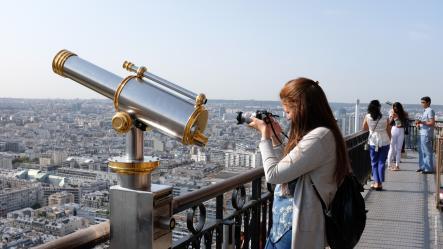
(52, 50, 208, 248)
(52, 50, 208, 146)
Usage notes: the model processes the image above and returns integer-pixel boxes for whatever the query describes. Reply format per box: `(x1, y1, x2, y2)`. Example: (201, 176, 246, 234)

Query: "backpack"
(311, 174, 367, 249)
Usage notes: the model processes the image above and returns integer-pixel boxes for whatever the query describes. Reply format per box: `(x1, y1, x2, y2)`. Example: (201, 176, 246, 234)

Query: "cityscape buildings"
(0, 98, 442, 247)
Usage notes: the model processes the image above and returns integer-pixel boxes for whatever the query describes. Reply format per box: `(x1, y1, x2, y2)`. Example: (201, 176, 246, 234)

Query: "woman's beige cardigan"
(259, 127, 338, 249)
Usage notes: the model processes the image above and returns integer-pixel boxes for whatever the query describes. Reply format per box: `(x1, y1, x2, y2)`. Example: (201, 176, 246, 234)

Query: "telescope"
(52, 49, 208, 146)
(52, 49, 209, 249)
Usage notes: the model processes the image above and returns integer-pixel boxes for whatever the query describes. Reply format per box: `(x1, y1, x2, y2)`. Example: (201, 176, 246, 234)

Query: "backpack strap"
(311, 178, 327, 212)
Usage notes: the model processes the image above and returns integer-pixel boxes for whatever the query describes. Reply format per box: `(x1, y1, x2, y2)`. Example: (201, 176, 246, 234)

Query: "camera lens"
(236, 112, 254, 124)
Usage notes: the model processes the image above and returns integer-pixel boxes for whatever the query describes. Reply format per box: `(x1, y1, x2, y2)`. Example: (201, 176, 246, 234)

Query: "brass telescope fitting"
(52, 50, 77, 76)
(112, 112, 132, 134)
(112, 75, 138, 134)
(182, 93, 209, 145)
(112, 62, 148, 134)
(195, 93, 207, 107)
(123, 60, 135, 72)
(108, 156, 160, 175)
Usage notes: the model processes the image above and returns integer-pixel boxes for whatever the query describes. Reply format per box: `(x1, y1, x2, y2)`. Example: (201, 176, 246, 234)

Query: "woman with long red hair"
(249, 78, 350, 248)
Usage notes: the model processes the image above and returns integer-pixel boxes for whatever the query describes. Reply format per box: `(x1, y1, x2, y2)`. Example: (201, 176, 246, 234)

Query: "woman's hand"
(270, 118, 283, 134)
(249, 117, 271, 140)
(269, 118, 284, 146)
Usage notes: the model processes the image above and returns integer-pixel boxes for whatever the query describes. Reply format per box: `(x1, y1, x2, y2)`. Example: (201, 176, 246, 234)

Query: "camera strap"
(267, 114, 285, 145)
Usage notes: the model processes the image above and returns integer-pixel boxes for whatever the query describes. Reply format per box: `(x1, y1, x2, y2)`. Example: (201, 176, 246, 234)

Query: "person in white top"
(387, 102, 408, 171)
(362, 100, 391, 191)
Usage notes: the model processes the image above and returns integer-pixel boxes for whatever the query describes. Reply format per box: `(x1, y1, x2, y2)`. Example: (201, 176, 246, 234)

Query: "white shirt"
(366, 114, 390, 147)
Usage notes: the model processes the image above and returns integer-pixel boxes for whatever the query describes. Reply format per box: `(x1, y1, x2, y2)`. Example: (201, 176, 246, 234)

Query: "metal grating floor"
(356, 151, 443, 249)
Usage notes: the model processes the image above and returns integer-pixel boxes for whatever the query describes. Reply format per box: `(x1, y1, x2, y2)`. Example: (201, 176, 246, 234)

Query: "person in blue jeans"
(362, 100, 391, 190)
(416, 96, 435, 174)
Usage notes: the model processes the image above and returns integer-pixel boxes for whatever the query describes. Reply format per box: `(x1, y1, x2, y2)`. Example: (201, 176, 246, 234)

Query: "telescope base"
(110, 184, 173, 249)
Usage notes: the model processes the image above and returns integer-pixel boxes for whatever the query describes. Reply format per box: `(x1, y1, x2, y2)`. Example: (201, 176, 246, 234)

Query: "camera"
(236, 110, 279, 125)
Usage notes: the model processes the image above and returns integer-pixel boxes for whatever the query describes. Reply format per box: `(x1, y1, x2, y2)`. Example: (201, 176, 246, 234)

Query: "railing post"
(216, 195, 224, 249)
(223, 220, 235, 249)
(251, 178, 261, 248)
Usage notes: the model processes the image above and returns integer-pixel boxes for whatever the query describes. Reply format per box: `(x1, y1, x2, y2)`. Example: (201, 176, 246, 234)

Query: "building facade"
(0, 177, 42, 217)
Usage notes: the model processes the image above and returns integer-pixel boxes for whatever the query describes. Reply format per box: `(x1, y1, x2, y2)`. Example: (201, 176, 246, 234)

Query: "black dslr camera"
(236, 110, 279, 125)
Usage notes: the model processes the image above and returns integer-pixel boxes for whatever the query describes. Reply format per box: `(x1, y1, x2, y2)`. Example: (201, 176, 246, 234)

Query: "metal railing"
(404, 120, 443, 150)
(172, 167, 271, 249)
(32, 222, 110, 249)
(33, 131, 371, 249)
(345, 131, 372, 185)
(435, 136, 443, 210)
(171, 130, 371, 249)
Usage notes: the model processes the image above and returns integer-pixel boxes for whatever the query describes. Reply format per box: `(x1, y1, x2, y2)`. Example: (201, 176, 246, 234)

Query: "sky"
(0, 1, 442, 104)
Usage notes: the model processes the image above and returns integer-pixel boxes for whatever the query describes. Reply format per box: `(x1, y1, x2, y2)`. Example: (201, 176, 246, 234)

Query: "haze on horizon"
(0, 1, 442, 104)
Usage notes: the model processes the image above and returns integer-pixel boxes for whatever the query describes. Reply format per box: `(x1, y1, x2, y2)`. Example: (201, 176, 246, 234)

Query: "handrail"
(31, 221, 109, 249)
(172, 167, 263, 213)
(344, 130, 368, 141)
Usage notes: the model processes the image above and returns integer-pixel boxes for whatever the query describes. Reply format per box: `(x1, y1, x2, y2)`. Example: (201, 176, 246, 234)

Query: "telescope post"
(109, 126, 174, 249)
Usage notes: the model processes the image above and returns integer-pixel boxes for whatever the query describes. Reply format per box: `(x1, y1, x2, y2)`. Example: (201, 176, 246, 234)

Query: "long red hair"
(280, 78, 351, 186)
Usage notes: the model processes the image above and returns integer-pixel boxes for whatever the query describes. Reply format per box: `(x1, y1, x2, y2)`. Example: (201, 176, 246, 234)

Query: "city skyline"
(1, 1, 442, 104)
(2, 97, 443, 108)
(0, 97, 442, 248)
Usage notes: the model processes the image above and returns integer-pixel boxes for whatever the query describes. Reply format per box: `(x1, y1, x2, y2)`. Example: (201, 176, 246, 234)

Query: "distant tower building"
(354, 99, 360, 133)
(348, 114, 354, 135)
(218, 107, 226, 118)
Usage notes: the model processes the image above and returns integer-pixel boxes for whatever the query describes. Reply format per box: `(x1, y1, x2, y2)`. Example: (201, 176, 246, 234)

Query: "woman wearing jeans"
(387, 102, 408, 171)
(362, 100, 391, 191)
(249, 78, 351, 248)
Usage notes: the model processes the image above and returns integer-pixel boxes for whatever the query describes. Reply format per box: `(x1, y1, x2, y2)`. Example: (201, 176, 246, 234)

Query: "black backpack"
(311, 174, 367, 249)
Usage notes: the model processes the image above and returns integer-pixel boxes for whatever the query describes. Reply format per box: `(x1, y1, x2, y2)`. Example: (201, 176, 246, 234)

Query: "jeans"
(265, 229, 292, 249)
(418, 135, 434, 172)
(369, 145, 389, 183)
